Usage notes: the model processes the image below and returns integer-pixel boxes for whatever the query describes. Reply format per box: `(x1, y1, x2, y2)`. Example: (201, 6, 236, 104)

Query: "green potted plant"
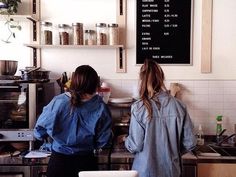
(0, 0, 22, 43)
(0, 0, 21, 15)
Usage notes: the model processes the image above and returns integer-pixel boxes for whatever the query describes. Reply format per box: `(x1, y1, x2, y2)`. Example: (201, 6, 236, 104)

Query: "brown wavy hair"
(139, 59, 167, 119)
(69, 65, 100, 107)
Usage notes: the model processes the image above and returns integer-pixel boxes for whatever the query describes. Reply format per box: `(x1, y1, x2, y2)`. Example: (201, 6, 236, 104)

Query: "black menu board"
(136, 0, 192, 64)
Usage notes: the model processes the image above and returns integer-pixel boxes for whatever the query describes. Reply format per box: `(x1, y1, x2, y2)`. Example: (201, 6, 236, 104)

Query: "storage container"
(96, 23, 107, 45)
(58, 24, 70, 45)
(108, 23, 119, 45)
(84, 30, 96, 45)
(72, 22, 83, 45)
(41, 21, 53, 45)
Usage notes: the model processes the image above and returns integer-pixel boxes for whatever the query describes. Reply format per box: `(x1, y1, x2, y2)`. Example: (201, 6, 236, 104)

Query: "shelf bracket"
(28, 0, 41, 67)
(27, 17, 37, 41)
(117, 47, 125, 71)
(33, 48, 37, 67)
(119, 0, 123, 15)
(32, 21, 37, 42)
(116, 0, 127, 73)
(31, 0, 40, 18)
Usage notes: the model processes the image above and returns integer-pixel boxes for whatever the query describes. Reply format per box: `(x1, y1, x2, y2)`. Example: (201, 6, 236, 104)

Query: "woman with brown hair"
(125, 59, 196, 177)
(34, 65, 112, 177)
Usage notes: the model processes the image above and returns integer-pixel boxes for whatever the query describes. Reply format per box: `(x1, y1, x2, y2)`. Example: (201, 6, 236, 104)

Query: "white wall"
(1, 0, 236, 134)
(39, 0, 236, 80)
(1, 0, 236, 80)
(107, 79, 236, 135)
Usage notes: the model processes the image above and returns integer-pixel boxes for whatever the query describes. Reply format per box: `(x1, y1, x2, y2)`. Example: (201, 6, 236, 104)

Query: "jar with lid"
(84, 30, 96, 45)
(72, 22, 83, 45)
(96, 23, 107, 45)
(58, 24, 70, 45)
(41, 21, 53, 45)
(108, 23, 119, 45)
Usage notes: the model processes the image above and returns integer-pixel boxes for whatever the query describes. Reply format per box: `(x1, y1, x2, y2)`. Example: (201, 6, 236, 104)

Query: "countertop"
(1, 148, 236, 166)
(110, 151, 197, 164)
(109, 149, 236, 164)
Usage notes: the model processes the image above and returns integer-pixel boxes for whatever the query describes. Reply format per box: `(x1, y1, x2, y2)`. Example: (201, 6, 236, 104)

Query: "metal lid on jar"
(96, 23, 106, 27)
(85, 30, 95, 33)
(58, 24, 70, 28)
(108, 23, 118, 28)
(72, 22, 83, 26)
(41, 21, 53, 26)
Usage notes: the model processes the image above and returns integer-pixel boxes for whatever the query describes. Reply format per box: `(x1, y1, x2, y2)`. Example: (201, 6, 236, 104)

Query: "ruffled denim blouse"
(34, 93, 112, 155)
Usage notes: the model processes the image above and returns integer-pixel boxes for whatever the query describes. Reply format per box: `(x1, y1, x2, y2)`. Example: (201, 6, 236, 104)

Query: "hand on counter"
(117, 134, 127, 144)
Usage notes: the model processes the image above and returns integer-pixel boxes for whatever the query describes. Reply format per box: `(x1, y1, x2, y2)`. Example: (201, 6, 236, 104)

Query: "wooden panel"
(198, 163, 236, 177)
(201, 0, 213, 73)
(183, 165, 197, 177)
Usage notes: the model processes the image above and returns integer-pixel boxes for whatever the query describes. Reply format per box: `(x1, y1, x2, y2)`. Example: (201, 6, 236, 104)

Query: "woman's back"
(127, 91, 195, 177)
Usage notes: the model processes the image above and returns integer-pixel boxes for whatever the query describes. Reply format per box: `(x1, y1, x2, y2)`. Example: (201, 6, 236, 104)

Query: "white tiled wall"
(104, 79, 236, 135)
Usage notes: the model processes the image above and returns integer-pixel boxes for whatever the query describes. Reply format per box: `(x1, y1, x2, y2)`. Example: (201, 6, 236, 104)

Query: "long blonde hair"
(139, 59, 167, 119)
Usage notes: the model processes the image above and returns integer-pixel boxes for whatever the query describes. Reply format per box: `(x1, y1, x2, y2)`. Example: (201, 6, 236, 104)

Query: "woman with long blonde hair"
(125, 59, 196, 177)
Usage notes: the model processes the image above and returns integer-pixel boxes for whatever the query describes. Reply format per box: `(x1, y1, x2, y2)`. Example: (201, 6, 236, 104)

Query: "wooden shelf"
(24, 44, 124, 49)
(22, 0, 127, 72)
(0, 15, 38, 22)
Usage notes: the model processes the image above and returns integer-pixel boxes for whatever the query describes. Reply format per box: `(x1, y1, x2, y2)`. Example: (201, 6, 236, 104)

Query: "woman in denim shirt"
(125, 59, 196, 177)
(34, 65, 112, 177)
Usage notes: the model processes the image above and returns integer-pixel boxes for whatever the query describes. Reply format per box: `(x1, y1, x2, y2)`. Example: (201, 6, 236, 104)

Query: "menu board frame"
(136, 0, 193, 65)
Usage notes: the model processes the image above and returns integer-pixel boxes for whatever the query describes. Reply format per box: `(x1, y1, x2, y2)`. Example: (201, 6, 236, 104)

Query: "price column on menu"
(136, 0, 192, 64)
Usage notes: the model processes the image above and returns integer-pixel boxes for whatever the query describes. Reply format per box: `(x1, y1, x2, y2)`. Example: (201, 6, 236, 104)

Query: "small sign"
(136, 0, 192, 64)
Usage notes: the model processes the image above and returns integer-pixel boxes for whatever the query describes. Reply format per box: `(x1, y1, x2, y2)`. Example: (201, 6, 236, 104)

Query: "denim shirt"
(34, 93, 112, 155)
(125, 91, 196, 177)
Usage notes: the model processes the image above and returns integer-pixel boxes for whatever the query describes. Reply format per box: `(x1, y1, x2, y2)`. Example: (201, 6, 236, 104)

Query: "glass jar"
(84, 30, 96, 45)
(41, 21, 53, 45)
(72, 22, 83, 45)
(58, 24, 70, 45)
(96, 23, 107, 45)
(108, 23, 119, 45)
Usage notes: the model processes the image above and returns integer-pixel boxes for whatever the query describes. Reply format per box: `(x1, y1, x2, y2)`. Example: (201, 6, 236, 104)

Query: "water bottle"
(197, 124, 204, 146)
(216, 115, 223, 143)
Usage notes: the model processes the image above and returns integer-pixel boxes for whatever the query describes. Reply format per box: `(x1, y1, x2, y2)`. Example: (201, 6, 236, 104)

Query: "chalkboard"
(136, 0, 192, 64)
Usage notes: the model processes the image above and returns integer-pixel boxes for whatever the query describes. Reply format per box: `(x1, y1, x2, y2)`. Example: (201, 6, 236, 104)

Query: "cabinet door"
(198, 163, 236, 177)
(183, 165, 197, 177)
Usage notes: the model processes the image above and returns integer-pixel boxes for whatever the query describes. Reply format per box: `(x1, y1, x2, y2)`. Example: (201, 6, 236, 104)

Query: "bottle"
(216, 115, 223, 143)
(197, 124, 204, 145)
(97, 82, 111, 104)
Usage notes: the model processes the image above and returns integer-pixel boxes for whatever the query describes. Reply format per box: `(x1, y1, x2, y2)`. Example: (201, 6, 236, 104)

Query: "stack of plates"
(109, 97, 133, 103)
(198, 152, 221, 157)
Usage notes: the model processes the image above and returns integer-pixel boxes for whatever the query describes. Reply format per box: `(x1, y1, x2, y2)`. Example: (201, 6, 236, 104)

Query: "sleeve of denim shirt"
(95, 105, 112, 149)
(34, 97, 58, 141)
(125, 104, 145, 153)
(180, 109, 197, 154)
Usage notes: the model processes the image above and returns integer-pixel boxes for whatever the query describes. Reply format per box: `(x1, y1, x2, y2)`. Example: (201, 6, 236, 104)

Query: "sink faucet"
(217, 133, 236, 146)
(216, 129, 227, 144)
